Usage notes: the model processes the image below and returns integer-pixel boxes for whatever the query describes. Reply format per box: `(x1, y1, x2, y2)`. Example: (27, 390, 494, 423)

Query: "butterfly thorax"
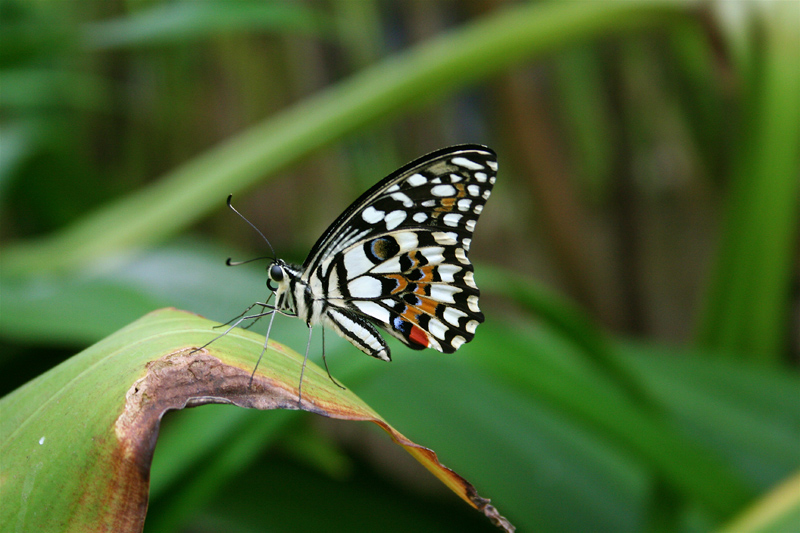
(267, 260, 300, 316)
(268, 259, 330, 328)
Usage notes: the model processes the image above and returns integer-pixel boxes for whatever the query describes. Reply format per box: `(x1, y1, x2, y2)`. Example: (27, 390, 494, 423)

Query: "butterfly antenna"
(227, 194, 276, 259)
(226, 256, 271, 267)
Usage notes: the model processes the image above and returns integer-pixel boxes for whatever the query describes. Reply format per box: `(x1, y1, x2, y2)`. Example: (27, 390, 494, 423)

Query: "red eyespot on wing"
(409, 324, 429, 348)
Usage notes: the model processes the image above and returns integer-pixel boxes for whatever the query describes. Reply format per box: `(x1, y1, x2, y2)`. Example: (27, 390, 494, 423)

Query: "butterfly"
(207, 145, 497, 403)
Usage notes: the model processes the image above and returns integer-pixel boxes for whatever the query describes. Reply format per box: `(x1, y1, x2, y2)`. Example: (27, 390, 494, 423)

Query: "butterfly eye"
(270, 264, 284, 282)
(267, 264, 283, 292)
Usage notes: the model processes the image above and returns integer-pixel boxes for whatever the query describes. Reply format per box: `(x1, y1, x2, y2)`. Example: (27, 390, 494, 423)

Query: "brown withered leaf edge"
(114, 349, 515, 532)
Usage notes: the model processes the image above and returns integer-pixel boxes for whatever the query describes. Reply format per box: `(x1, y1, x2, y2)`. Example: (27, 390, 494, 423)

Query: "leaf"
(83, 1, 330, 49)
(0, 308, 514, 532)
(697, 2, 800, 360)
(721, 472, 800, 533)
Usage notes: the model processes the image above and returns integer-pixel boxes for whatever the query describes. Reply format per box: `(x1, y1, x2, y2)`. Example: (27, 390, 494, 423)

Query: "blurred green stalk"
(697, 4, 800, 363)
(1, 1, 687, 275)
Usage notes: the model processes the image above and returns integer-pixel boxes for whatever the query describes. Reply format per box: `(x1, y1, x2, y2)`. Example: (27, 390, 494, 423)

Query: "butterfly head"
(266, 260, 288, 292)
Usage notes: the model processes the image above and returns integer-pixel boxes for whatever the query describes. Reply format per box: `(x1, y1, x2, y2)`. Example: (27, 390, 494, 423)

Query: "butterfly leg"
(248, 307, 278, 388)
(241, 307, 269, 330)
(320, 327, 346, 390)
(297, 325, 314, 405)
(191, 308, 275, 356)
(215, 296, 274, 330)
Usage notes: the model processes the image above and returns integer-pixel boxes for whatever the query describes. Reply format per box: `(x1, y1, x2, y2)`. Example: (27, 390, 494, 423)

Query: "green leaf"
(464, 323, 756, 520)
(0, 309, 513, 532)
(721, 472, 800, 533)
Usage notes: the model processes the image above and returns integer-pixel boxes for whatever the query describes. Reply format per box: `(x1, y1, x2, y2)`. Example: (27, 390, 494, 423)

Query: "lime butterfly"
(205, 145, 496, 403)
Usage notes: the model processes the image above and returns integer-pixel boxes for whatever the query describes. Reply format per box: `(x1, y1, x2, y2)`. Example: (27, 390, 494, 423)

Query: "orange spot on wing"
(435, 197, 456, 213)
(406, 251, 422, 270)
(401, 306, 418, 322)
(384, 274, 408, 294)
(417, 266, 435, 283)
(413, 295, 439, 315)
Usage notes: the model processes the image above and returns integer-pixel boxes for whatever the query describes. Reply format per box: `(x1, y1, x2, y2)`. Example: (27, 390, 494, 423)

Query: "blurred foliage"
(1, 1, 798, 532)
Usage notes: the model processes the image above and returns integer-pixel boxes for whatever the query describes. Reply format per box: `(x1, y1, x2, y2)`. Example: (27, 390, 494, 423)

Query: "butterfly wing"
(303, 145, 497, 355)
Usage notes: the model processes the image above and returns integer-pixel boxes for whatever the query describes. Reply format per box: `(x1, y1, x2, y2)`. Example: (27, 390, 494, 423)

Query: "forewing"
(303, 145, 496, 273)
(309, 145, 497, 353)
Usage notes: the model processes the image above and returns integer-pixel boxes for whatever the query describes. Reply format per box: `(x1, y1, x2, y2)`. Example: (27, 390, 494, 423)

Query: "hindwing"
(305, 145, 497, 354)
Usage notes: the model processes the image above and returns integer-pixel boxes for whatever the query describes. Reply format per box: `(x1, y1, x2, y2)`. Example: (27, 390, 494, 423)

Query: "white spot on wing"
(354, 301, 391, 325)
(407, 173, 427, 186)
(443, 213, 462, 227)
(362, 206, 385, 224)
(444, 307, 467, 326)
(487, 160, 498, 171)
(455, 248, 469, 264)
(432, 232, 457, 245)
(431, 184, 456, 197)
(427, 336, 443, 352)
(421, 199, 436, 207)
(467, 295, 480, 313)
(384, 210, 407, 230)
(428, 317, 448, 340)
(413, 212, 427, 223)
(394, 231, 418, 252)
(464, 270, 477, 289)
(473, 204, 483, 214)
(437, 264, 460, 283)
(344, 246, 373, 278)
(419, 247, 445, 265)
(466, 320, 479, 333)
(429, 284, 460, 303)
(371, 257, 401, 274)
(327, 267, 342, 299)
(465, 219, 476, 232)
(349, 276, 382, 298)
(463, 237, 472, 250)
(457, 198, 472, 211)
(451, 156, 483, 170)
(451, 335, 466, 350)
(390, 192, 413, 207)
(474, 172, 488, 183)
(467, 184, 481, 196)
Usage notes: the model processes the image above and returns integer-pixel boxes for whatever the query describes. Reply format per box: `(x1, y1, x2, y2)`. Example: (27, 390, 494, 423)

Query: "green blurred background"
(1, 1, 798, 532)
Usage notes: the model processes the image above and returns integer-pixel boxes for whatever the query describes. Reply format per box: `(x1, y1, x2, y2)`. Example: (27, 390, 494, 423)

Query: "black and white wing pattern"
(299, 145, 497, 360)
